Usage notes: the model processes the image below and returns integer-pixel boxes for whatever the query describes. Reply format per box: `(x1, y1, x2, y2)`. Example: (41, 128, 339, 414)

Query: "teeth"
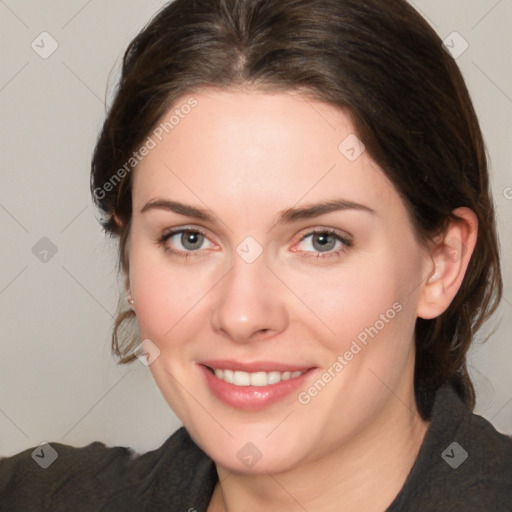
(234, 370, 251, 386)
(267, 371, 282, 385)
(212, 368, 305, 386)
(250, 372, 267, 386)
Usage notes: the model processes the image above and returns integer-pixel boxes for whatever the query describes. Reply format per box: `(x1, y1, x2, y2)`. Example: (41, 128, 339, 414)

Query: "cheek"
(296, 244, 421, 387)
(133, 271, 195, 339)
(128, 244, 216, 345)
(297, 257, 404, 353)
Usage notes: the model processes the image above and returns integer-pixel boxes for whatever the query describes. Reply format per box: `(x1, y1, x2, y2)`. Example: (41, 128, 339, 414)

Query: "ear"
(124, 273, 135, 309)
(113, 213, 124, 229)
(416, 207, 478, 320)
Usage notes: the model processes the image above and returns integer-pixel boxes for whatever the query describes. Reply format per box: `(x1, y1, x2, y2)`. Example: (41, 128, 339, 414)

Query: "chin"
(190, 422, 311, 475)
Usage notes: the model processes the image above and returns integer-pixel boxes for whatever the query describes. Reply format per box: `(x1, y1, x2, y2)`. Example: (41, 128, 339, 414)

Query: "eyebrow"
(140, 198, 376, 225)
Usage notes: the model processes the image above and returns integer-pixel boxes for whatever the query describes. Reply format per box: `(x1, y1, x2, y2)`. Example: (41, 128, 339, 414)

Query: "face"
(128, 88, 431, 474)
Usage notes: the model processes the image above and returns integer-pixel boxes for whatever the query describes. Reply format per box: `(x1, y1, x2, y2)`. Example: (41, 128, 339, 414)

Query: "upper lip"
(199, 360, 315, 373)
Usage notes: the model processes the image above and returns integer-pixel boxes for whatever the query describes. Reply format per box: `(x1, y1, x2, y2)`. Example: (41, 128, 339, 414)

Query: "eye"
(294, 228, 353, 259)
(157, 226, 352, 261)
(158, 227, 215, 259)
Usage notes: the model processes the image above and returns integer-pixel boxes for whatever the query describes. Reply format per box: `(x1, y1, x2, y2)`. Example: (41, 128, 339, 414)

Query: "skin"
(123, 88, 478, 512)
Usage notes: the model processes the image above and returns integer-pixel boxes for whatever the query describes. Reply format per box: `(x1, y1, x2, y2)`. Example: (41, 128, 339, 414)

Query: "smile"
(208, 367, 307, 386)
(198, 362, 317, 411)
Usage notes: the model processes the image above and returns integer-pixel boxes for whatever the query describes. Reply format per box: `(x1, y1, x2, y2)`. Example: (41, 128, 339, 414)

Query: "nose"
(211, 249, 289, 344)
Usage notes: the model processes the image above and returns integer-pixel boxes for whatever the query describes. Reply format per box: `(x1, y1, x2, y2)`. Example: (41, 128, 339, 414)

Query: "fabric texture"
(1, 382, 511, 511)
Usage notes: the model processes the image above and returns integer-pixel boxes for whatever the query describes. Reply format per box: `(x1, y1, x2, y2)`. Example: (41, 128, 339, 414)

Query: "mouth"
(204, 366, 307, 386)
(197, 361, 317, 411)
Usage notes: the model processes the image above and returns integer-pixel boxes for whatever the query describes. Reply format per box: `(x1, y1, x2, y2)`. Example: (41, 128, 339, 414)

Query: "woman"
(1, 0, 511, 510)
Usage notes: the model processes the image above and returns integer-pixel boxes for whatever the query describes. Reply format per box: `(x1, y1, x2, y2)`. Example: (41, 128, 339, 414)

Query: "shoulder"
(0, 427, 205, 511)
(0, 438, 139, 511)
(435, 384, 512, 486)
(390, 383, 512, 511)
(448, 406, 512, 507)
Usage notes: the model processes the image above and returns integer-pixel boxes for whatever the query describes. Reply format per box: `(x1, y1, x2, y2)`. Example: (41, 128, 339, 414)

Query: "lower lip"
(198, 364, 316, 411)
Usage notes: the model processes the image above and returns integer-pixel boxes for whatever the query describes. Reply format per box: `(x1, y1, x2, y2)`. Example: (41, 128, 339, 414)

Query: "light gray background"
(0, 0, 511, 457)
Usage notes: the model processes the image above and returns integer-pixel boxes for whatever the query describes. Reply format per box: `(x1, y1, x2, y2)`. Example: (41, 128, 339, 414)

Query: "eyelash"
(157, 226, 353, 261)
(158, 227, 210, 260)
(297, 228, 353, 259)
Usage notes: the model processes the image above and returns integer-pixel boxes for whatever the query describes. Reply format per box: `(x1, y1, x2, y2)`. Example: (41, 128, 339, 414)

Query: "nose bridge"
(211, 242, 288, 342)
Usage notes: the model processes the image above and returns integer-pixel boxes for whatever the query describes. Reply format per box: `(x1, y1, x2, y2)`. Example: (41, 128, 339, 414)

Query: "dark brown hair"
(91, 0, 502, 419)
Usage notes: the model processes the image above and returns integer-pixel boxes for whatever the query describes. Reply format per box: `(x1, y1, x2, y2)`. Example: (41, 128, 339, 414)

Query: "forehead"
(132, 88, 400, 220)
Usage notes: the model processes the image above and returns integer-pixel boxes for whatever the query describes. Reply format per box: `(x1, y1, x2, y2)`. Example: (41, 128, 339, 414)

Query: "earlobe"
(126, 289, 135, 311)
(417, 207, 478, 320)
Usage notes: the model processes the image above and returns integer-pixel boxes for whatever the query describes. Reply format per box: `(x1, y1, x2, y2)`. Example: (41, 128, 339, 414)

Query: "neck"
(209, 375, 430, 512)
